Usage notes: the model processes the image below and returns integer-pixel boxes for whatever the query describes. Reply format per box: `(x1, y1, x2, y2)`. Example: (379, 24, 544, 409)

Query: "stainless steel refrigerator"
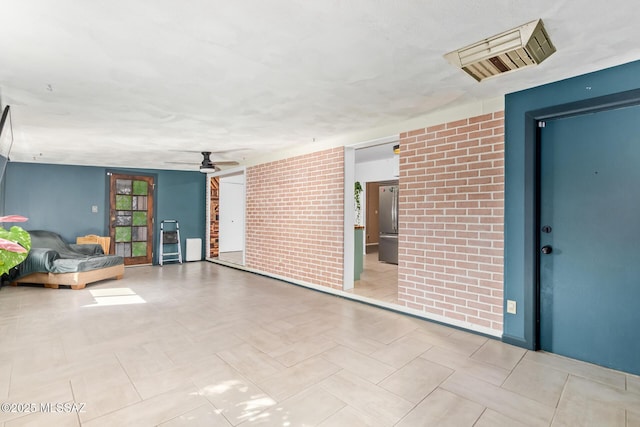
(379, 184, 398, 264)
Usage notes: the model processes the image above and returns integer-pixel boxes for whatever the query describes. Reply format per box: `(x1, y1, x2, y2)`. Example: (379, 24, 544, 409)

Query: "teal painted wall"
(3, 162, 206, 264)
(504, 59, 640, 348)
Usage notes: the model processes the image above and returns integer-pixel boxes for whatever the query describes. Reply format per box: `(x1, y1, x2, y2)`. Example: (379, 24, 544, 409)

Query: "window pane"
(132, 242, 147, 257)
(115, 212, 132, 226)
(132, 226, 147, 242)
(115, 227, 131, 242)
(116, 179, 132, 195)
(133, 180, 148, 196)
(133, 196, 147, 211)
(116, 195, 132, 210)
(132, 211, 147, 226)
(116, 242, 131, 257)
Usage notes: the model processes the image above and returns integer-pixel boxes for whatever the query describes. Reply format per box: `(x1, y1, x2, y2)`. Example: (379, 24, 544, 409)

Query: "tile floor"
(350, 252, 398, 304)
(1, 262, 639, 426)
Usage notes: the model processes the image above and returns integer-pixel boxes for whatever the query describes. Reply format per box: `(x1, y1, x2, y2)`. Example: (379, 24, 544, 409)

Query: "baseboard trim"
(502, 334, 534, 350)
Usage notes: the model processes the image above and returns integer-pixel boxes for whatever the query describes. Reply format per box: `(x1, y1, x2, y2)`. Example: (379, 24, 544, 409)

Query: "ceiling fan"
(166, 151, 240, 173)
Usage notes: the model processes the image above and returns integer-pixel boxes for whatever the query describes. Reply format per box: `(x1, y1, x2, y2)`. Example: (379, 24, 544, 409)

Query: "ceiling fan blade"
(168, 149, 239, 154)
(212, 161, 240, 166)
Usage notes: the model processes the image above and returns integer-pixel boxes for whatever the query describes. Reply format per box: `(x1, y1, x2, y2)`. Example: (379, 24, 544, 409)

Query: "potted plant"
(354, 181, 363, 226)
(353, 182, 364, 280)
(0, 215, 30, 278)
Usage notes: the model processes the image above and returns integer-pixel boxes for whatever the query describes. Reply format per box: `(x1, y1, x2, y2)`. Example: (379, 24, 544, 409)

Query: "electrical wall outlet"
(506, 300, 517, 314)
(91, 205, 98, 213)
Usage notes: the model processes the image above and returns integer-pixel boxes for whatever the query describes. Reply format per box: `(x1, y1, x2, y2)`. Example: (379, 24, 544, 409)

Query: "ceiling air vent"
(444, 19, 556, 82)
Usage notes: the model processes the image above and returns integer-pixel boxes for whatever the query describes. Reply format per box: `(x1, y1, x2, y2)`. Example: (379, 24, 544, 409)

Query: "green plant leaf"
(0, 226, 31, 276)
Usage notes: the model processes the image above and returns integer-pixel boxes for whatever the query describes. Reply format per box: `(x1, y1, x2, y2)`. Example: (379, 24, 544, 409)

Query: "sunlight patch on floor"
(83, 287, 146, 307)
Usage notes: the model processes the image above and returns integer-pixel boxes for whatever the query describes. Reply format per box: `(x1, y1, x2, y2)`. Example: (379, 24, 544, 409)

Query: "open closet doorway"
(206, 167, 246, 266)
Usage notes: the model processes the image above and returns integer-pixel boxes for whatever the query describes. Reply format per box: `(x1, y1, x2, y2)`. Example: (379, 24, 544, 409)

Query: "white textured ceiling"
(1, 1, 639, 170)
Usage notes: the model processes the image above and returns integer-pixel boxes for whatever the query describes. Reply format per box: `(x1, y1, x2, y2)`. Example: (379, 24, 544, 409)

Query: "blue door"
(539, 104, 640, 375)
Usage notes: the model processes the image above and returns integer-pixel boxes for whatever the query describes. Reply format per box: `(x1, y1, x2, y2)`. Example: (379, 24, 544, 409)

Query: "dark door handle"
(541, 245, 553, 254)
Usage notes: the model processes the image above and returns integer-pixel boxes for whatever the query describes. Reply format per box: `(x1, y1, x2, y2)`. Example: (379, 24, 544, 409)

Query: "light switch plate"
(91, 205, 98, 213)
(506, 300, 517, 314)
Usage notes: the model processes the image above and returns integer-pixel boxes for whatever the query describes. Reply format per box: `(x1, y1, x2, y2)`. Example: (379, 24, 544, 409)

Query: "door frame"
(106, 170, 157, 265)
(205, 166, 246, 265)
(344, 135, 399, 290)
(514, 88, 640, 350)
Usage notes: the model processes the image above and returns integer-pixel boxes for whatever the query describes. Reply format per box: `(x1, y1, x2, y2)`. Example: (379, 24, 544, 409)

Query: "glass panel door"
(109, 173, 154, 265)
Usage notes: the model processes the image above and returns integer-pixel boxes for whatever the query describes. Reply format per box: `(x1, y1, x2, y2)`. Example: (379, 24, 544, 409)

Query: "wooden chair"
(76, 234, 111, 254)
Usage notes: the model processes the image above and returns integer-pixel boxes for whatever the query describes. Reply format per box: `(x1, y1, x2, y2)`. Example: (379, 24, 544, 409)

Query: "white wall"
(355, 156, 398, 183)
(219, 174, 245, 252)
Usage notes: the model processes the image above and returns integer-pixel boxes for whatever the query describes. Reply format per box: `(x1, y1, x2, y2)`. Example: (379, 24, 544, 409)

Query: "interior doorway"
(348, 140, 399, 303)
(218, 173, 245, 265)
(206, 167, 246, 266)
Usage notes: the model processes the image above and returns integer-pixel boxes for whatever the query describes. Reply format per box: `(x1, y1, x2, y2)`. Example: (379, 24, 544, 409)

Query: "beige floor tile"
(369, 333, 433, 368)
(471, 339, 526, 370)
(320, 345, 396, 384)
(317, 406, 389, 427)
(269, 334, 338, 367)
(281, 309, 342, 328)
(10, 338, 67, 378)
(83, 383, 207, 427)
(257, 356, 340, 401)
(233, 324, 293, 355)
(379, 357, 453, 403)
(163, 332, 245, 367)
(559, 375, 640, 412)
(628, 374, 640, 395)
(240, 386, 345, 426)
(0, 316, 17, 344)
(321, 329, 386, 356)
(396, 388, 484, 427)
(421, 346, 510, 386)
(502, 358, 568, 407)
(0, 362, 12, 399)
(553, 391, 625, 426)
(10, 353, 123, 396)
(193, 361, 276, 425)
(628, 410, 640, 427)
(413, 318, 459, 337)
(131, 355, 230, 400)
(1, 382, 75, 425)
(115, 344, 176, 381)
(159, 403, 232, 427)
(413, 328, 488, 356)
(4, 411, 80, 427)
(474, 409, 529, 427)
(440, 372, 555, 427)
(217, 343, 285, 383)
(525, 351, 627, 390)
(358, 316, 419, 345)
(70, 357, 141, 423)
(76, 381, 140, 424)
(319, 370, 413, 425)
(278, 321, 338, 343)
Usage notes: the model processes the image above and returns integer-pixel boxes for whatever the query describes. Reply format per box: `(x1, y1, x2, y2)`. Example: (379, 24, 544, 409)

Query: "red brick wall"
(245, 147, 345, 289)
(398, 112, 504, 332)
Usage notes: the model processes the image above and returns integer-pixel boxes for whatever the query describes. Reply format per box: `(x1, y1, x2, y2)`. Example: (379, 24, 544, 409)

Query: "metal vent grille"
(445, 19, 556, 82)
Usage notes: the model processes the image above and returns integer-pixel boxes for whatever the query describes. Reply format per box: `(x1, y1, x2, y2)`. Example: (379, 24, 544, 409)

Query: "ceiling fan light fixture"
(444, 19, 556, 82)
